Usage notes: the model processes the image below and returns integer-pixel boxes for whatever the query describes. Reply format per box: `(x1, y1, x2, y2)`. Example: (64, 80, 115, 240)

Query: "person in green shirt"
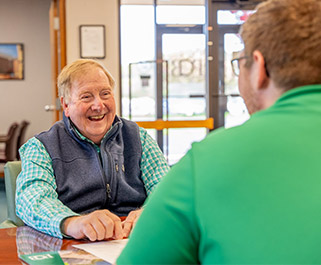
(117, 0, 321, 263)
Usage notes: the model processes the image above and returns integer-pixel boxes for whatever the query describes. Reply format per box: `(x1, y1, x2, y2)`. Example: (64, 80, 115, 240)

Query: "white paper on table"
(73, 238, 128, 264)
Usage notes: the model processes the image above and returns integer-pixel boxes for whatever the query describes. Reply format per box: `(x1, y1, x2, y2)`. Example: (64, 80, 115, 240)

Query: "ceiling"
(121, 0, 205, 5)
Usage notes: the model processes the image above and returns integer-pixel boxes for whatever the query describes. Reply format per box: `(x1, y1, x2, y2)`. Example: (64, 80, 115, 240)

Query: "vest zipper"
(106, 183, 111, 199)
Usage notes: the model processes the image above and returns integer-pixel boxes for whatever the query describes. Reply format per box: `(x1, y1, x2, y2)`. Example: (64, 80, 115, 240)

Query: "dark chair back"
(16, 120, 30, 160)
(0, 122, 19, 163)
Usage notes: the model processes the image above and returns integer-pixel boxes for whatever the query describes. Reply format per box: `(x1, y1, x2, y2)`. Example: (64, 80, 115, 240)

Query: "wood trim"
(49, 0, 59, 123)
(136, 118, 214, 130)
(59, 0, 67, 69)
(57, 0, 67, 122)
(49, 0, 66, 123)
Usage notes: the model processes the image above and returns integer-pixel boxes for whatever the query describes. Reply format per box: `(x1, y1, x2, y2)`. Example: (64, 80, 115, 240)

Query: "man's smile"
(89, 114, 105, 121)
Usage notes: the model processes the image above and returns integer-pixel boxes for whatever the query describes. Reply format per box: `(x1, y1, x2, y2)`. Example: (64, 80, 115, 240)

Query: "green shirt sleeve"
(117, 150, 200, 264)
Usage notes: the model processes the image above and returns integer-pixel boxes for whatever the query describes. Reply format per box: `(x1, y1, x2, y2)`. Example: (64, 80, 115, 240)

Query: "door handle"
(44, 105, 55, 111)
(44, 98, 61, 112)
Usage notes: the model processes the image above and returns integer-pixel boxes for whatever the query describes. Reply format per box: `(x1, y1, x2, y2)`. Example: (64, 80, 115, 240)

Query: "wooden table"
(0, 226, 92, 265)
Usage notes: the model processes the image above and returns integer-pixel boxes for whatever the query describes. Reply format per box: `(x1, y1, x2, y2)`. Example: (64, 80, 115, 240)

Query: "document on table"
(73, 238, 128, 264)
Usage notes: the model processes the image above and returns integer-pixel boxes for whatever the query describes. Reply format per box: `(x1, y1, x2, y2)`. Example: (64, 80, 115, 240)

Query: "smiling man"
(16, 59, 169, 241)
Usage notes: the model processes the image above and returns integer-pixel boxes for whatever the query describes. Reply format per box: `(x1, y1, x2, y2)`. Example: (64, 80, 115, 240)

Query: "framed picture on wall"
(0, 43, 24, 80)
(79, 25, 106, 59)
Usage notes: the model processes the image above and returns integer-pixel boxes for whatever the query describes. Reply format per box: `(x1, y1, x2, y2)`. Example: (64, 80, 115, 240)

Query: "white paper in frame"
(79, 25, 106, 59)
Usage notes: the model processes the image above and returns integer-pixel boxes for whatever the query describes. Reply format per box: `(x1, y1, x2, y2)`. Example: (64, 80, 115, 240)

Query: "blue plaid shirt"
(16, 127, 169, 238)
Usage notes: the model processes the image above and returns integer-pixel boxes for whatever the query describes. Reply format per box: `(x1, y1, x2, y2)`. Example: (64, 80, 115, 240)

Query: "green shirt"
(118, 85, 321, 264)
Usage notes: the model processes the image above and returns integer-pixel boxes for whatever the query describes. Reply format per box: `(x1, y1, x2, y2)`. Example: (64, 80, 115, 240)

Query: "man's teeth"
(90, 115, 104, 120)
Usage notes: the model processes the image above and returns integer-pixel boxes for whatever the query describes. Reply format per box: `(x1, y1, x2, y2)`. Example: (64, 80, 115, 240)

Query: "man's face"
(238, 53, 259, 115)
(63, 67, 116, 144)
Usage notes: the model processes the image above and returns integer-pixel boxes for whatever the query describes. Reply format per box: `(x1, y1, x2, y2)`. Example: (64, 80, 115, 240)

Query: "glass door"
(208, 2, 256, 129)
(154, 2, 208, 165)
(120, 1, 210, 166)
(161, 31, 207, 164)
(219, 28, 249, 128)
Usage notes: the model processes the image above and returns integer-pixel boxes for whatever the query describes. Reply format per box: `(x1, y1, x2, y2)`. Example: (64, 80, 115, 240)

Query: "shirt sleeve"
(139, 127, 170, 195)
(15, 137, 79, 239)
(117, 150, 200, 264)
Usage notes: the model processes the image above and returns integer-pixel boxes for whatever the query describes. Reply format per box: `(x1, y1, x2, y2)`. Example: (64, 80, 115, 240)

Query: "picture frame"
(0, 43, 24, 80)
(79, 25, 106, 59)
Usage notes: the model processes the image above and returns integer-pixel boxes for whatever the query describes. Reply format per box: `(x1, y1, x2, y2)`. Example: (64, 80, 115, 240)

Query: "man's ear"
(250, 50, 269, 91)
(60, 97, 70, 117)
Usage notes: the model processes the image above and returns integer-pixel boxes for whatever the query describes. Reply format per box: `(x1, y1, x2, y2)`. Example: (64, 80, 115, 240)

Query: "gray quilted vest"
(36, 114, 146, 216)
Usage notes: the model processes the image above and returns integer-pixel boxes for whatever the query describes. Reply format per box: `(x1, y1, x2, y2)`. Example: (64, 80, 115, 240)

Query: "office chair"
(16, 120, 30, 160)
(0, 122, 20, 163)
(0, 161, 24, 228)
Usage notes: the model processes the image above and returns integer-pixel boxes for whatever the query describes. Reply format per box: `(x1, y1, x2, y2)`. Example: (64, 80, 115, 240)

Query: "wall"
(0, 0, 121, 139)
(0, 0, 53, 140)
(66, 0, 121, 114)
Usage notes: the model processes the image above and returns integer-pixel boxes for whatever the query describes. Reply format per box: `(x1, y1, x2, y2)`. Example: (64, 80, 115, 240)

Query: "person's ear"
(250, 50, 269, 91)
(60, 97, 70, 117)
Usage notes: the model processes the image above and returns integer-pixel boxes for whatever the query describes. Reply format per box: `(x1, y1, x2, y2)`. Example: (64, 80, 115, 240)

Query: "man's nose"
(91, 97, 104, 111)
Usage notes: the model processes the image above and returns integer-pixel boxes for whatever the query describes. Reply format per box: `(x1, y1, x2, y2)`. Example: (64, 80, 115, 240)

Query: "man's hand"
(122, 208, 143, 238)
(62, 210, 123, 241)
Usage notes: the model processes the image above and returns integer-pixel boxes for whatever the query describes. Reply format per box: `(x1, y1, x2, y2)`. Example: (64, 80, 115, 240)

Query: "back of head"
(241, 0, 321, 91)
(57, 59, 115, 104)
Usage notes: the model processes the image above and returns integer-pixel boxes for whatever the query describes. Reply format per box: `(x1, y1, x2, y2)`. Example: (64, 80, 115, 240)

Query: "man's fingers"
(96, 210, 123, 240)
(90, 219, 108, 241)
(122, 214, 134, 234)
(82, 223, 98, 241)
(125, 212, 136, 223)
(97, 214, 115, 239)
(62, 210, 126, 241)
(123, 220, 133, 238)
(122, 209, 142, 238)
(122, 211, 136, 237)
(101, 210, 123, 239)
(113, 218, 124, 239)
